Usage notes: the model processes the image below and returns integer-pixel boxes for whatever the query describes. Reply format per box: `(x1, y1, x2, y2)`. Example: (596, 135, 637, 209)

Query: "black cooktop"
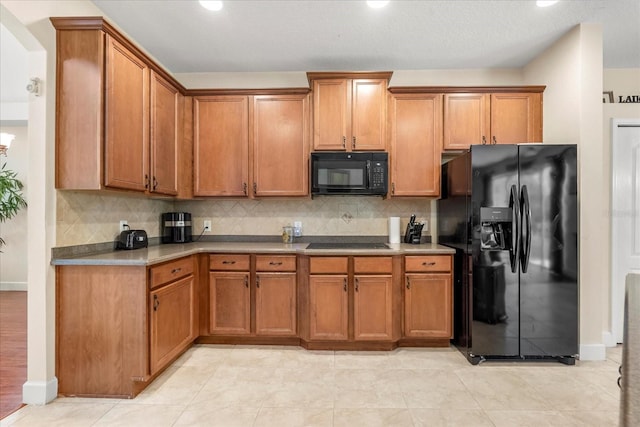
(306, 242, 390, 250)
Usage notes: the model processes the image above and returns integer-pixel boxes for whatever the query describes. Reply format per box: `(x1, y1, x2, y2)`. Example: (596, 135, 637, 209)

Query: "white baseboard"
(22, 378, 58, 405)
(0, 281, 27, 291)
(602, 331, 619, 347)
(580, 343, 607, 361)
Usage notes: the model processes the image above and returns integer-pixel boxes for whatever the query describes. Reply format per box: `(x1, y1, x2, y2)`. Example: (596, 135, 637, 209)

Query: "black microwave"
(311, 152, 388, 196)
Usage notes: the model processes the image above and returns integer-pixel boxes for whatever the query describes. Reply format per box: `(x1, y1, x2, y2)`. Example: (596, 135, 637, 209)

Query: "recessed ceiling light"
(536, 0, 558, 7)
(367, 1, 390, 9)
(199, 0, 223, 11)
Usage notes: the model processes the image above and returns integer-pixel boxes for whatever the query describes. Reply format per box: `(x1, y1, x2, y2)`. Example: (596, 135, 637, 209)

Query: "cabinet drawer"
(354, 256, 392, 274)
(310, 257, 348, 274)
(255, 255, 296, 272)
(405, 255, 452, 272)
(209, 254, 250, 271)
(150, 256, 194, 289)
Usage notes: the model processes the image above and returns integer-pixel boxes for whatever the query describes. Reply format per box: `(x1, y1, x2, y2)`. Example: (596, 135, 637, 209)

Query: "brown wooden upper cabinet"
(193, 92, 310, 197)
(252, 95, 309, 197)
(193, 96, 249, 197)
(443, 90, 543, 150)
(308, 72, 391, 151)
(389, 93, 443, 197)
(52, 18, 184, 196)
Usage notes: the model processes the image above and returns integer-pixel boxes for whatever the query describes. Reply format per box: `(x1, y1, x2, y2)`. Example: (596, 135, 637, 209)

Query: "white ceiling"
(90, 0, 640, 73)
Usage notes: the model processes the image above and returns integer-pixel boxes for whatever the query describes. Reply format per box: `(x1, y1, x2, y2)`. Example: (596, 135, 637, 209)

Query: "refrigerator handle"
(508, 184, 520, 273)
(520, 185, 532, 273)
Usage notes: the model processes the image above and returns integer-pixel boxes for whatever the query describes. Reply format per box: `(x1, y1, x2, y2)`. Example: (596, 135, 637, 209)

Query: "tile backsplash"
(56, 192, 173, 246)
(178, 197, 431, 238)
(56, 192, 431, 247)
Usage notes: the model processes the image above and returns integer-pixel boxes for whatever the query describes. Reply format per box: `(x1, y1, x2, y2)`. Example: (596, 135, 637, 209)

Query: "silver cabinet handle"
(406, 278, 410, 289)
(269, 261, 283, 266)
(153, 294, 159, 311)
(171, 267, 182, 274)
(343, 278, 347, 292)
(222, 260, 236, 265)
(244, 276, 249, 288)
(256, 276, 260, 288)
(422, 261, 436, 266)
(355, 278, 359, 292)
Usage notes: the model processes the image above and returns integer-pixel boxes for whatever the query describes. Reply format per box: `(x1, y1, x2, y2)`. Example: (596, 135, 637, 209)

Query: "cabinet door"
(443, 93, 490, 150)
(309, 275, 349, 340)
(104, 35, 149, 191)
(150, 71, 179, 196)
(353, 275, 393, 341)
(490, 93, 542, 144)
(209, 272, 251, 334)
(255, 273, 297, 336)
(351, 79, 387, 151)
(390, 93, 442, 196)
(194, 96, 249, 196)
(312, 79, 349, 151)
(404, 273, 452, 338)
(252, 95, 309, 196)
(150, 275, 195, 374)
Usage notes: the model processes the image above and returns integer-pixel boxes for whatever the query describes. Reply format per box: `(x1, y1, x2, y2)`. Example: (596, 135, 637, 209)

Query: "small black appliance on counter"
(116, 229, 148, 250)
(162, 212, 192, 243)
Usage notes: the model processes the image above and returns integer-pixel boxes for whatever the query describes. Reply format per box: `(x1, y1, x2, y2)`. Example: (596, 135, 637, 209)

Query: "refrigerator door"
(518, 145, 578, 357)
(470, 145, 520, 357)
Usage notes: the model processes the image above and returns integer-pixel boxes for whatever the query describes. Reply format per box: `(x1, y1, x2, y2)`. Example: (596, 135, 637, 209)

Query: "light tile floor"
(1, 345, 621, 427)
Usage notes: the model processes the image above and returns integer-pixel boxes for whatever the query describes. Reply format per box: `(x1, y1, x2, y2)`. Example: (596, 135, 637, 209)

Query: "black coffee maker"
(162, 212, 192, 243)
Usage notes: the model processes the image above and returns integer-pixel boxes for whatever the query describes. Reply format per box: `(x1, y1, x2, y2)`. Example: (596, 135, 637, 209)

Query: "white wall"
(0, 125, 28, 290)
(174, 68, 525, 89)
(524, 24, 606, 360)
(1, 0, 104, 405)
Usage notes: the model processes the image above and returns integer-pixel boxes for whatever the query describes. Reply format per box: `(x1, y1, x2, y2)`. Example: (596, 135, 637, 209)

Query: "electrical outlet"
(119, 220, 128, 232)
(203, 220, 212, 232)
(423, 219, 428, 232)
(293, 221, 302, 237)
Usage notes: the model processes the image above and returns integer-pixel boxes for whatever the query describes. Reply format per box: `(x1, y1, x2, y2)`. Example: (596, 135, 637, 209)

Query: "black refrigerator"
(438, 144, 578, 365)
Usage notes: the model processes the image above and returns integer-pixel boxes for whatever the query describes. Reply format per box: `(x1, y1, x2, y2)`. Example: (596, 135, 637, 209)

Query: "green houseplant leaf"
(0, 162, 28, 248)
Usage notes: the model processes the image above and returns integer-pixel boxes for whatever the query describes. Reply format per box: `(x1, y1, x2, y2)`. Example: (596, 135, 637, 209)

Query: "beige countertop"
(51, 242, 455, 266)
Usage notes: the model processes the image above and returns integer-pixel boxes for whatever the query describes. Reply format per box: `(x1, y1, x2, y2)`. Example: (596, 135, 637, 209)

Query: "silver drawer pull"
(422, 261, 436, 266)
(222, 260, 236, 265)
(171, 268, 182, 274)
(269, 261, 283, 266)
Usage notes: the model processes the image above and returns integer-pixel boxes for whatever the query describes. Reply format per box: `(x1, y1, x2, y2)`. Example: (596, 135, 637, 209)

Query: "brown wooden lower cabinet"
(56, 255, 197, 398)
(209, 272, 251, 334)
(55, 251, 453, 397)
(206, 254, 297, 339)
(403, 255, 453, 340)
(353, 275, 393, 341)
(404, 273, 452, 338)
(255, 272, 297, 336)
(150, 274, 196, 375)
(306, 256, 399, 347)
(309, 275, 349, 340)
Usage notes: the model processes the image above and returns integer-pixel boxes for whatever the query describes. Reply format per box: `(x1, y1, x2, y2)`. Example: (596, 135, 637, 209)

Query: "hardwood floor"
(0, 291, 27, 420)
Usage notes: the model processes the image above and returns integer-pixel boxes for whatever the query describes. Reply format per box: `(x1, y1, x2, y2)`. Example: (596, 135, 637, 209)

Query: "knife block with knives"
(404, 214, 424, 244)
